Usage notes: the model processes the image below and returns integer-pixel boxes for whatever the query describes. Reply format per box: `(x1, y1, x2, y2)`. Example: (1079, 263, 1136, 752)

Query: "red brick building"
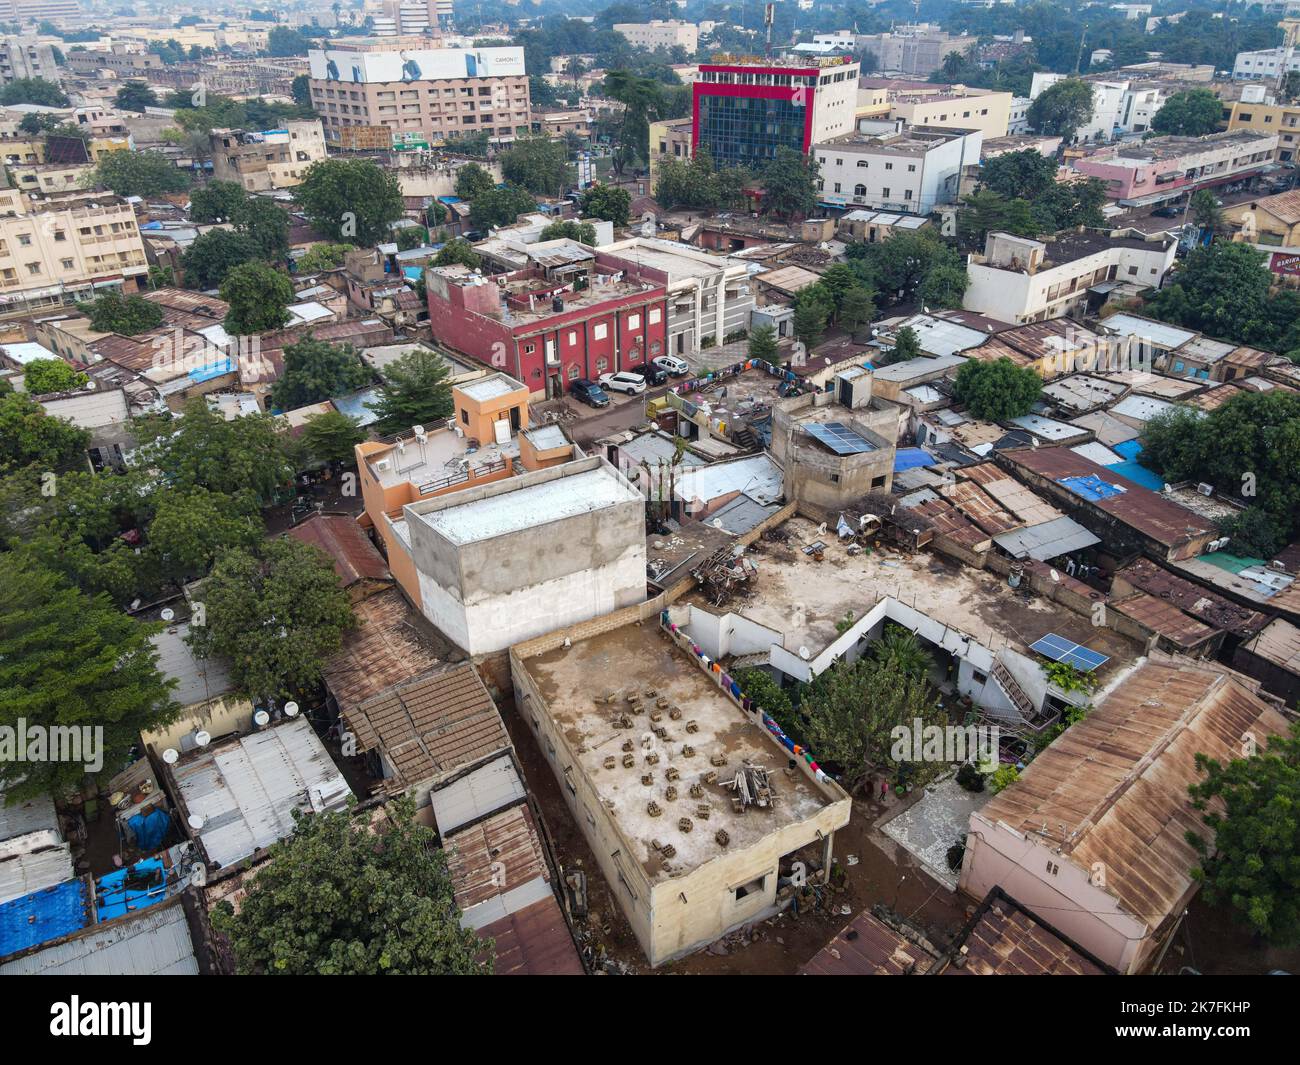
(425, 246, 670, 399)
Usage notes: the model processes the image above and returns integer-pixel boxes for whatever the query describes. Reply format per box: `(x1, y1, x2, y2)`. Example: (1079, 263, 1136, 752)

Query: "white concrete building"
(1233, 47, 1300, 80)
(402, 456, 648, 655)
(612, 20, 699, 54)
(813, 126, 984, 213)
(963, 229, 1178, 324)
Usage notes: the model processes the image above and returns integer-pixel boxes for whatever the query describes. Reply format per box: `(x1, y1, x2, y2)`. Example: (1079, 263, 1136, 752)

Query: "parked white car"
(652, 354, 690, 377)
(599, 371, 648, 395)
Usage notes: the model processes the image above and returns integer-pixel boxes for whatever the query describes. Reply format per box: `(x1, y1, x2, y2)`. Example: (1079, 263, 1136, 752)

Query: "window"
(567, 364, 579, 380)
(884, 162, 892, 170)
(882, 187, 890, 197)
(17, 233, 30, 246)
(854, 184, 866, 197)
(627, 313, 640, 330)
(595, 356, 609, 373)
(971, 669, 988, 686)
(593, 322, 607, 340)
(524, 342, 535, 354)
(733, 875, 765, 902)
(833, 182, 841, 193)
(567, 330, 577, 345)
(648, 307, 661, 325)
(870, 475, 887, 489)
(460, 409, 469, 424)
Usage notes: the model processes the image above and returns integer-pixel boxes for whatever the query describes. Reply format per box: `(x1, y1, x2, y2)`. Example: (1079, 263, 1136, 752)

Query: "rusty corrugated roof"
(477, 896, 584, 975)
(444, 805, 550, 910)
(1112, 557, 1266, 638)
(800, 911, 930, 975)
(286, 513, 391, 589)
(1109, 592, 1217, 649)
(977, 658, 1291, 933)
(944, 890, 1109, 976)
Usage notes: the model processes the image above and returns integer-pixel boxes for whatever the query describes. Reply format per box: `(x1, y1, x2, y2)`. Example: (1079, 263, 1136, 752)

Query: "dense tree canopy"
(0, 77, 69, 107)
(114, 79, 158, 113)
(211, 798, 486, 974)
(221, 261, 294, 336)
(23, 358, 87, 396)
(366, 348, 454, 435)
(294, 158, 405, 246)
(181, 229, 260, 290)
(468, 184, 538, 231)
(78, 291, 164, 335)
(580, 182, 631, 226)
(453, 162, 496, 201)
(269, 335, 371, 411)
(1026, 78, 1095, 140)
(762, 147, 820, 222)
(1151, 89, 1224, 137)
(0, 391, 89, 474)
(91, 149, 190, 197)
(499, 135, 570, 196)
(953, 357, 1042, 421)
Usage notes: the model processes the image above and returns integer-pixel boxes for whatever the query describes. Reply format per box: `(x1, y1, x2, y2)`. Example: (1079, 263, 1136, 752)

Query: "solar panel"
(1030, 633, 1110, 672)
(804, 421, 877, 455)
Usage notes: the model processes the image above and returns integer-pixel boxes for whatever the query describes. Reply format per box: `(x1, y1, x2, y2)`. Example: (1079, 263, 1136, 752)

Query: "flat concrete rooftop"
(522, 622, 833, 882)
(366, 428, 518, 491)
(698, 515, 1138, 676)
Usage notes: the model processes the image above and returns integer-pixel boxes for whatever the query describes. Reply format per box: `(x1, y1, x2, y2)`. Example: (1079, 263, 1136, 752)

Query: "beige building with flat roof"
(510, 611, 851, 967)
(0, 190, 148, 317)
(210, 119, 327, 191)
(613, 20, 699, 54)
(308, 45, 531, 147)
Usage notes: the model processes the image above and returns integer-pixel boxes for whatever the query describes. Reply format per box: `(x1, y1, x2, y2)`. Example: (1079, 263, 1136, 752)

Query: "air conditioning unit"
(1197, 482, 1214, 497)
(375, 458, 391, 472)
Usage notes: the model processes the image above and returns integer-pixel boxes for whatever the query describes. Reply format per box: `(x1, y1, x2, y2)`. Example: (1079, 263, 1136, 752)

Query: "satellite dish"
(799, 647, 810, 660)
(712, 518, 724, 529)
(284, 701, 300, 717)
(162, 748, 179, 765)
(187, 814, 205, 831)
(1050, 568, 1060, 582)
(160, 607, 175, 622)
(194, 730, 211, 747)
(254, 709, 270, 727)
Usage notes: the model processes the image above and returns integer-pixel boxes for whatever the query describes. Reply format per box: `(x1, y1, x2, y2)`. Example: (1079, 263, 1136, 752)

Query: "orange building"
(355, 372, 577, 608)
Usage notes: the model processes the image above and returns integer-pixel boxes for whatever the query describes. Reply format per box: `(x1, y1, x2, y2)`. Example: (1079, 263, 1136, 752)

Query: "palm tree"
(603, 71, 663, 177)
(870, 624, 934, 680)
(941, 51, 967, 80)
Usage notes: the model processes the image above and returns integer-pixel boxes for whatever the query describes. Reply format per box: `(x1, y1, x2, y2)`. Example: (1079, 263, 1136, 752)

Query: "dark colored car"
(1150, 204, 1183, 218)
(569, 378, 610, 407)
(630, 364, 668, 387)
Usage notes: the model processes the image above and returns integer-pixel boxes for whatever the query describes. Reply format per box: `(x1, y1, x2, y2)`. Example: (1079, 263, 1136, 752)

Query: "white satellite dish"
(284, 701, 300, 717)
(798, 647, 810, 661)
(254, 709, 270, 727)
(1049, 568, 1060, 582)
(160, 607, 175, 622)
(162, 748, 179, 765)
(187, 814, 206, 831)
(194, 730, 211, 747)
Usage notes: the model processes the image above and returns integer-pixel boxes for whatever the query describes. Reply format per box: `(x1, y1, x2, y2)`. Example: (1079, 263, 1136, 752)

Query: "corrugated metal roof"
(1110, 592, 1218, 648)
(1238, 617, 1300, 673)
(800, 910, 929, 975)
(150, 623, 233, 708)
(0, 897, 198, 976)
(993, 515, 1100, 562)
(477, 896, 584, 975)
(286, 513, 391, 589)
(975, 659, 1291, 934)
(0, 791, 59, 846)
(444, 805, 551, 921)
(943, 891, 1108, 976)
(0, 845, 75, 907)
(171, 717, 352, 869)
(430, 755, 526, 837)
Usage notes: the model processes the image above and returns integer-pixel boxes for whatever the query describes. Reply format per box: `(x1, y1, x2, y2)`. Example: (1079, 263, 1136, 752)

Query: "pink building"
(1070, 129, 1277, 206)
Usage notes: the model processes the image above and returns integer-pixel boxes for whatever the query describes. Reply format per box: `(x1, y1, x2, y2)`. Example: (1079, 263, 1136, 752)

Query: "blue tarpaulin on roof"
(1113, 439, 1144, 461)
(0, 879, 89, 957)
(1104, 439, 1166, 490)
(95, 857, 169, 922)
(1058, 474, 1127, 502)
(188, 357, 233, 384)
(127, 808, 170, 853)
(893, 447, 935, 472)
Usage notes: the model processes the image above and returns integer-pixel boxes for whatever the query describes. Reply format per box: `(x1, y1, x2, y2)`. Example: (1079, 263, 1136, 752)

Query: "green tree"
(468, 184, 537, 230)
(801, 658, 946, 793)
(267, 24, 309, 57)
(146, 486, 262, 582)
(581, 182, 631, 225)
(291, 73, 312, 108)
(1026, 78, 1096, 140)
(1145, 242, 1273, 346)
(366, 348, 454, 434)
(959, 189, 1039, 247)
(747, 324, 778, 363)
(603, 69, 663, 176)
(395, 225, 429, 251)
(234, 197, 291, 261)
(979, 148, 1059, 202)
(839, 284, 876, 335)
(90, 149, 190, 197)
(23, 358, 87, 395)
(132, 396, 292, 502)
(1186, 725, 1300, 946)
(453, 161, 496, 201)
(499, 135, 569, 196)
(1190, 188, 1224, 236)
(1140, 390, 1300, 549)
(294, 158, 404, 246)
(296, 242, 354, 273)
(269, 334, 371, 410)
(188, 537, 354, 702)
(432, 238, 481, 269)
(0, 552, 178, 799)
(188, 180, 247, 224)
(918, 262, 969, 311)
(762, 146, 819, 221)
(851, 229, 965, 305)
(210, 798, 486, 974)
(870, 623, 933, 678)
(734, 667, 797, 738)
(181, 229, 259, 289)
(114, 79, 158, 113)
(953, 357, 1042, 421)
(888, 326, 924, 364)
(792, 298, 827, 350)
(0, 77, 69, 106)
(539, 219, 596, 244)
(1151, 89, 1224, 137)
(221, 261, 293, 335)
(78, 291, 165, 335)
(0, 391, 88, 473)
(301, 410, 366, 466)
